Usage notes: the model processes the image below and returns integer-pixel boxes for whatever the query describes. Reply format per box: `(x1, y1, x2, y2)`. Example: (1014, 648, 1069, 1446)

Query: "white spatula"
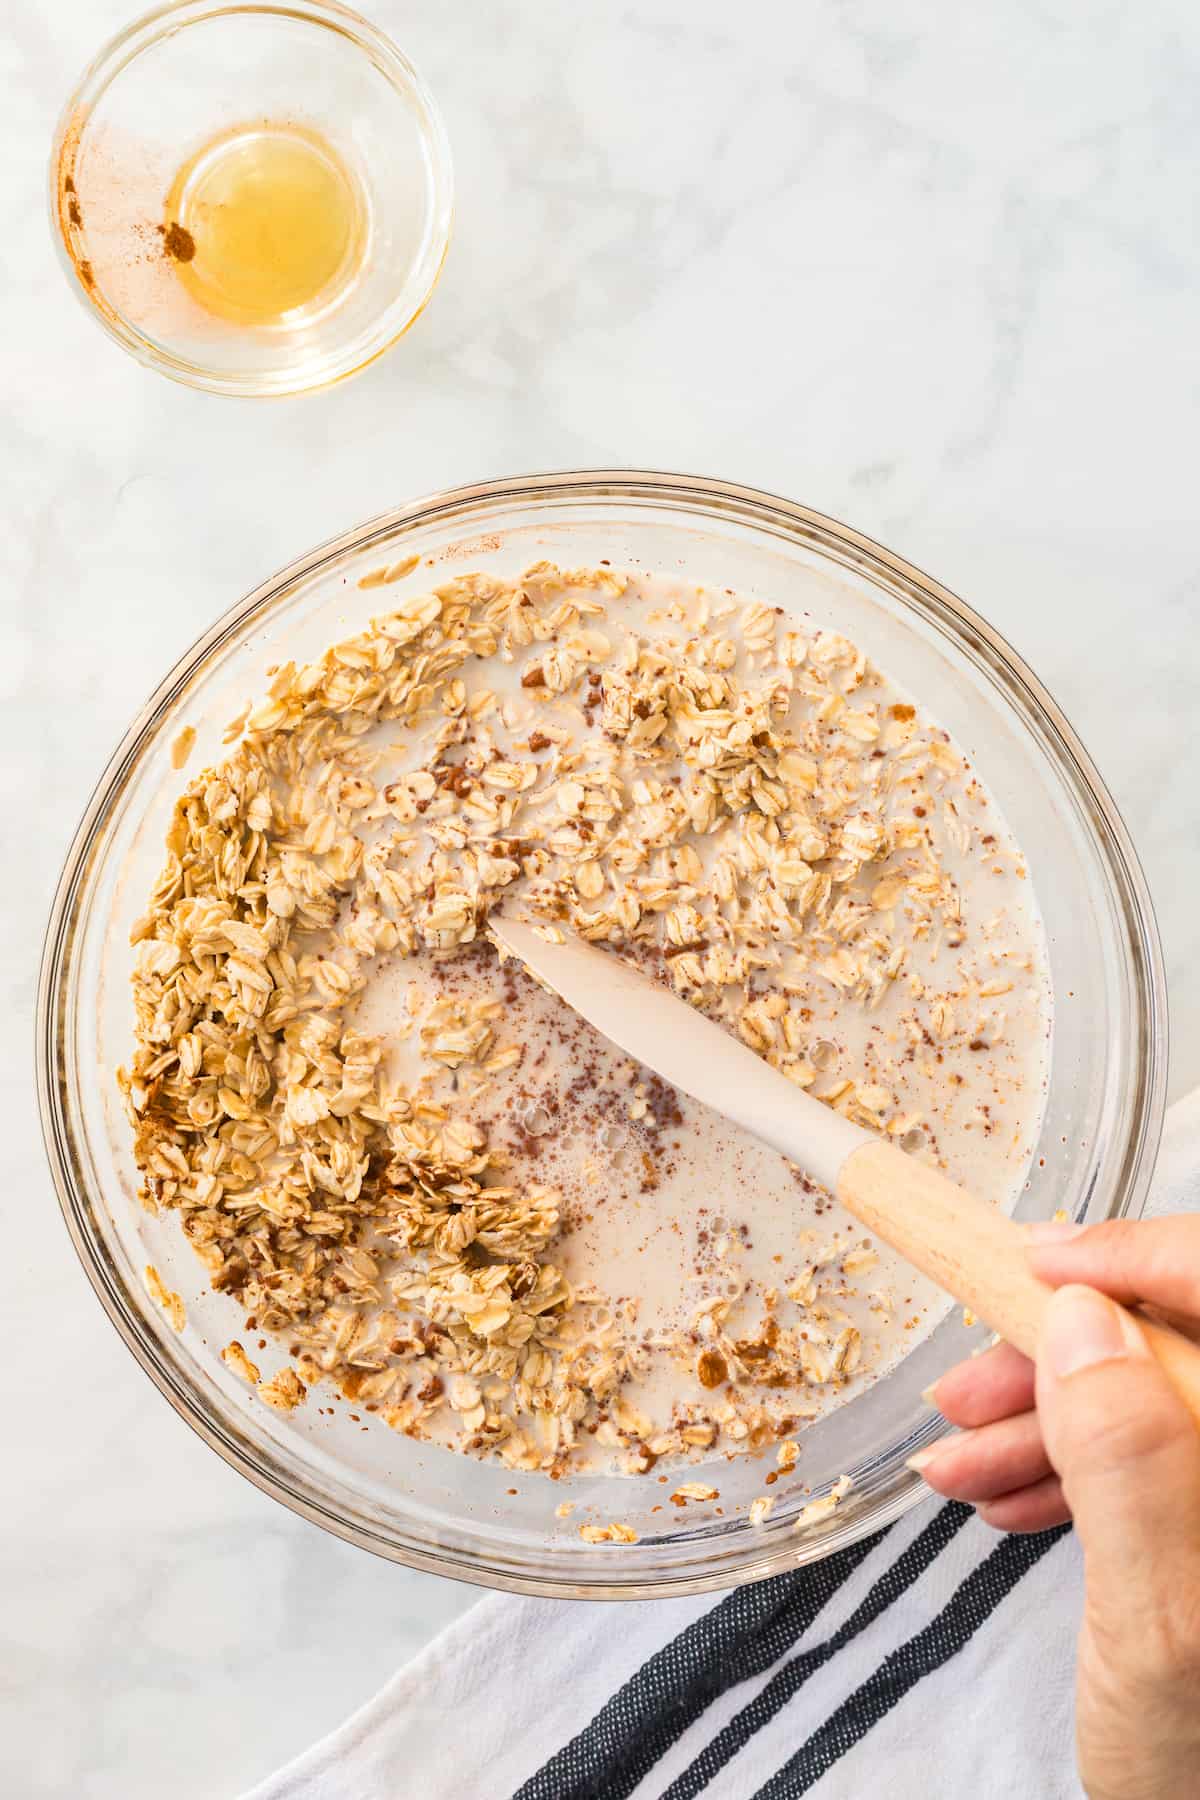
(491, 914, 1200, 1425)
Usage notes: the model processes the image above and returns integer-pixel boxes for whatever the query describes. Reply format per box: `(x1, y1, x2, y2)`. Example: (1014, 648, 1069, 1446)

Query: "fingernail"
(906, 1447, 940, 1474)
(921, 1383, 942, 1412)
(1042, 1285, 1144, 1380)
(1026, 1219, 1084, 1245)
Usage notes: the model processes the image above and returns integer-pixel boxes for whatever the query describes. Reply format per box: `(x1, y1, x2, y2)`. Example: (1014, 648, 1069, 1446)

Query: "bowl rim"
(47, 0, 454, 398)
(37, 469, 1169, 1597)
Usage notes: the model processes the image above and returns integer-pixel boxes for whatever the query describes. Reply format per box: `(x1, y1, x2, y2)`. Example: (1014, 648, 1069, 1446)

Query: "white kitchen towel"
(246, 1086, 1200, 1800)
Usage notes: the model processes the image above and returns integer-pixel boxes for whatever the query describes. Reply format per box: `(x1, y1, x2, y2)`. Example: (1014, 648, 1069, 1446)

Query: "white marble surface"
(4, 0, 1199, 1793)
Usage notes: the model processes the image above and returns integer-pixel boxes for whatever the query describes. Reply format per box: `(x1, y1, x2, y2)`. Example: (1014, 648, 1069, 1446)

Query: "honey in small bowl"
(162, 121, 369, 327)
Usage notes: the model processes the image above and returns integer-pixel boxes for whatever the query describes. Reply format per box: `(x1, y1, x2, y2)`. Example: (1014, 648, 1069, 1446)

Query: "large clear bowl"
(37, 471, 1167, 1598)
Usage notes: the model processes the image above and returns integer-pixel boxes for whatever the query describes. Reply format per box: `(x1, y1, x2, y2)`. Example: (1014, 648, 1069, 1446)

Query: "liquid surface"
(163, 122, 367, 326)
(126, 562, 1053, 1497)
(343, 569, 1054, 1472)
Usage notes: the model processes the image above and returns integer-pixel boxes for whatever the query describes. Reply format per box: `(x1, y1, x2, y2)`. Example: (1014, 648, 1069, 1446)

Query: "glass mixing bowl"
(38, 472, 1167, 1598)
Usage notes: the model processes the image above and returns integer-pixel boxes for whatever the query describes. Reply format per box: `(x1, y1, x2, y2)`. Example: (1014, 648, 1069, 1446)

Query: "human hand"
(909, 1219, 1200, 1800)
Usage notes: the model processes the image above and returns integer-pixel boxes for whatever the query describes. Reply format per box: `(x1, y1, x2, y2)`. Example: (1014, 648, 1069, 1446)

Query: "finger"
(928, 1340, 1036, 1428)
(908, 1411, 1052, 1503)
(1138, 1302, 1200, 1346)
(1035, 1285, 1200, 1660)
(1028, 1217, 1200, 1318)
(977, 1476, 1070, 1535)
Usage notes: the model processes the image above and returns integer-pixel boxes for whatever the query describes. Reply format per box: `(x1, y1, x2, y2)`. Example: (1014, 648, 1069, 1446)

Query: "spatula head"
(488, 915, 866, 1190)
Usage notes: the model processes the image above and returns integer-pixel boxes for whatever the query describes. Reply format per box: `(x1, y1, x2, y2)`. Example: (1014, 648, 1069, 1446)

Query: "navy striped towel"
(247, 1087, 1200, 1800)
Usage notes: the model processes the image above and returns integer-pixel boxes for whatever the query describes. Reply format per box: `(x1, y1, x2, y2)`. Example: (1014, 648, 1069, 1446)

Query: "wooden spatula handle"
(837, 1139, 1200, 1430)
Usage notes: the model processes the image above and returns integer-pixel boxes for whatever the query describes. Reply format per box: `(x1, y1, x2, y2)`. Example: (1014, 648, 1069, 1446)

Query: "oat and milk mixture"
(121, 561, 1051, 1494)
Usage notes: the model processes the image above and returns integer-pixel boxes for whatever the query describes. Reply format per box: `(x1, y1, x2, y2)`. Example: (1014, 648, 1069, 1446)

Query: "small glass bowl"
(38, 473, 1167, 1597)
(50, 1, 453, 396)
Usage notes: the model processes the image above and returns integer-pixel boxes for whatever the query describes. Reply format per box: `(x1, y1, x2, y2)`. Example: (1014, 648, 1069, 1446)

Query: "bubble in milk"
(518, 1101, 553, 1136)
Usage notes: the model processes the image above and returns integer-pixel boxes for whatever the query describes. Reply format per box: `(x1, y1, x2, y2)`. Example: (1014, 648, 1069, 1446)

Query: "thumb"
(1036, 1284, 1200, 1643)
